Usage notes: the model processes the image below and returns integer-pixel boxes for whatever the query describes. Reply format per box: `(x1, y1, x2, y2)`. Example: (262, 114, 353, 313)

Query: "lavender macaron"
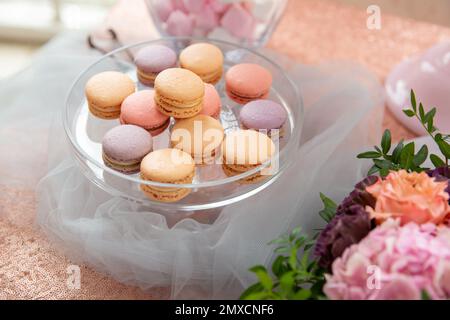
(239, 100, 288, 138)
(102, 125, 153, 174)
(135, 45, 177, 86)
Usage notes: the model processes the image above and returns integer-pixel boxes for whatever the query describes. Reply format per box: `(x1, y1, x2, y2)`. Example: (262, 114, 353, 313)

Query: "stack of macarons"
(84, 41, 288, 203)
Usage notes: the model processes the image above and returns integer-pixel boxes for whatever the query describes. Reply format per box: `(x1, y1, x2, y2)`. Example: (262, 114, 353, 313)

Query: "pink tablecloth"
(1, 0, 450, 299)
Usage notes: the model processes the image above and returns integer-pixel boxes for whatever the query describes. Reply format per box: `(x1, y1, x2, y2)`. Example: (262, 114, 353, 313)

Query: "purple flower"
(428, 166, 450, 202)
(336, 175, 378, 214)
(314, 204, 372, 270)
(314, 176, 378, 270)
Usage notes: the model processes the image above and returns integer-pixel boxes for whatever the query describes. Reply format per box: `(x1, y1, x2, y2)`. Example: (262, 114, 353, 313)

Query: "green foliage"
(358, 90, 450, 176)
(240, 227, 326, 300)
(318, 193, 337, 223)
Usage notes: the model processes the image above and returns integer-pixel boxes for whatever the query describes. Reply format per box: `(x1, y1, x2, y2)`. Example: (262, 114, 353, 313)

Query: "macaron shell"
(179, 43, 224, 84)
(225, 64, 272, 103)
(171, 114, 224, 160)
(200, 83, 221, 118)
(120, 90, 170, 136)
(222, 129, 275, 165)
(140, 148, 195, 182)
(155, 68, 205, 102)
(102, 125, 153, 174)
(240, 100, 287, 130)
(134, 45, 178, 74)
(85, 71, 135, 108)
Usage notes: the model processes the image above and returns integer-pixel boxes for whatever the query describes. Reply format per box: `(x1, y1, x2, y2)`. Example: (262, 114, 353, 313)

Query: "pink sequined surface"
(1, 0, 450, 299)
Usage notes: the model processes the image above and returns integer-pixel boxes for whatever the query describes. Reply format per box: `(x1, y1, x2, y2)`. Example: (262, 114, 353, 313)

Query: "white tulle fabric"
(0, 32, 384, 299)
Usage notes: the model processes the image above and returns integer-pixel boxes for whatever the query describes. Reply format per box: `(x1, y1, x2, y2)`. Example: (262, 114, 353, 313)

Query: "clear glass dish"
(146, 0, 288, 48)
(64, 37, 303, 212)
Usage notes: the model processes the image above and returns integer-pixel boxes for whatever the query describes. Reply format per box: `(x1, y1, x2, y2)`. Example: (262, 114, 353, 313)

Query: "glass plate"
(64, 37, 303, 211)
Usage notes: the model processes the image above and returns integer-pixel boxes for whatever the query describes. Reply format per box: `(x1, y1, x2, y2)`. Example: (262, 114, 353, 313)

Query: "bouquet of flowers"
(241, 91, 450, 300)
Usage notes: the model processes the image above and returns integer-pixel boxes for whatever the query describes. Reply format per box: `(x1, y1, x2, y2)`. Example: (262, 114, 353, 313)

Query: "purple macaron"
(102, 125, 153, 174)
(134, 44, 178, 86)
(239, 100, 287, 137)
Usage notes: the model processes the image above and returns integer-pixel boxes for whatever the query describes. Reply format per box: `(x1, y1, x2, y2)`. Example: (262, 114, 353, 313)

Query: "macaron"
(134, 45, 178, 86)
(154, 68, 205, 118)
(171, 114, 224, 164)
(225, 63, 272, 104)
(240, 100, 287, 138)
(85, 71, 135, 119)
(120, 90, 170, 136)
(200, 83, 222, 119)
(179, 43, 224, 84)
(102, 125, 153, 174)
(140, 148, 195, 202)
(222, 130, 275, 184)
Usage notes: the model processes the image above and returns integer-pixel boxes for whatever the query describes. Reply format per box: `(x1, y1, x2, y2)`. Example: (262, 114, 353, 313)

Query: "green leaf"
(367, 164, 380, 176)
(419, 103, 425, 121)
(379, 167, 390, 177)
(410, 89, 417, 111)
(402, 109, 415, 117)
(288, 247, 297, 270)
(423, 107, 436, 125)
(430, 154, 446, 168)
(240, 282, 265, 300)
(373, 159, 392, 169)
(421, 290, 431, 300)
(436, 137, 450, 159)
(250, 266, 273, 291)
(292, 289, 311, 300)
(244, 292, 270, 300)
(400, 142, 415, 169)
(318, 193, 337, 222)
(357, 151, 382, 159)
(413, 145, 428, 167)
(381, 130, 391, 154)
(279, 271, 295, 296)
(272, 256, 286, 278)
(391, 140, 404, 163)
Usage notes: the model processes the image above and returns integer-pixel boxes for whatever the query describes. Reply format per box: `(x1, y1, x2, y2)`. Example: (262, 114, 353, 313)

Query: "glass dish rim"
(63, 36, 303, 189)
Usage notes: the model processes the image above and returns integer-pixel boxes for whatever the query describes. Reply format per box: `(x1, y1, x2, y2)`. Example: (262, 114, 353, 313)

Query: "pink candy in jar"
(152, 0, 260, 41)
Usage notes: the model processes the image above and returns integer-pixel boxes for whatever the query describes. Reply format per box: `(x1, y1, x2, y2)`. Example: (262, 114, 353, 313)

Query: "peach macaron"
(225, 63, 272, 104)
(120, 90, 170, 136)
(170, 114, 224, 164)
(179, 43, 224, 84)
(154, 68, 205, 118)
(85, 71, 135, 119)
(140, 148, 195, 202)
(222, 130, 275, 184)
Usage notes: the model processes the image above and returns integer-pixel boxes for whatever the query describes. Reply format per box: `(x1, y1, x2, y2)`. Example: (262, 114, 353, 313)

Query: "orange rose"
(366, 170, 450, 225)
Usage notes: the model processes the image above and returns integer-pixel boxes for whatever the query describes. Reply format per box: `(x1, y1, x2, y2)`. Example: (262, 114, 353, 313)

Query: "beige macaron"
(85, 71, 135, 119)
(222, 130, 276, 184)
(154, 68, 205, 119)
(179, 43, 224, 84)
(140, 148, 195, 202)
(170, 114, 224, 164)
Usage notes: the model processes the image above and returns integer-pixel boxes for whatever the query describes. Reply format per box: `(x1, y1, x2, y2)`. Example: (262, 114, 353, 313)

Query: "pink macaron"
(225, 63, 273, 104)
(120, 90, 170, 136)
(200, 83, 221, 119)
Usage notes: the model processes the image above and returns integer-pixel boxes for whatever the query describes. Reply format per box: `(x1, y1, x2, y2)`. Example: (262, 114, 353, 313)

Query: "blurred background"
(0, 0, 449, 79)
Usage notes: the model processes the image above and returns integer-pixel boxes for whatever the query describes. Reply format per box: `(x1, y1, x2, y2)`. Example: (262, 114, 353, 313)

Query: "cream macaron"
(222, 130, 276, 184)
(170, 114, 224, 164)
(85, 71, 135, 119)
(154, 68, 205, 118)
(179, 43, 224, 84)
(140, 148, 195, 202)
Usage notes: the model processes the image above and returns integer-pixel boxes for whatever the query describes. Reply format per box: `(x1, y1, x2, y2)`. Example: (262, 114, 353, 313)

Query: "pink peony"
(366, 170, 450, 226)
(324, 220, 450, 300)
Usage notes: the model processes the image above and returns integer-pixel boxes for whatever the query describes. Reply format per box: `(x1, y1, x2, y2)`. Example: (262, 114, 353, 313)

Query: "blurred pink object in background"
(386, 42, 450, 135)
